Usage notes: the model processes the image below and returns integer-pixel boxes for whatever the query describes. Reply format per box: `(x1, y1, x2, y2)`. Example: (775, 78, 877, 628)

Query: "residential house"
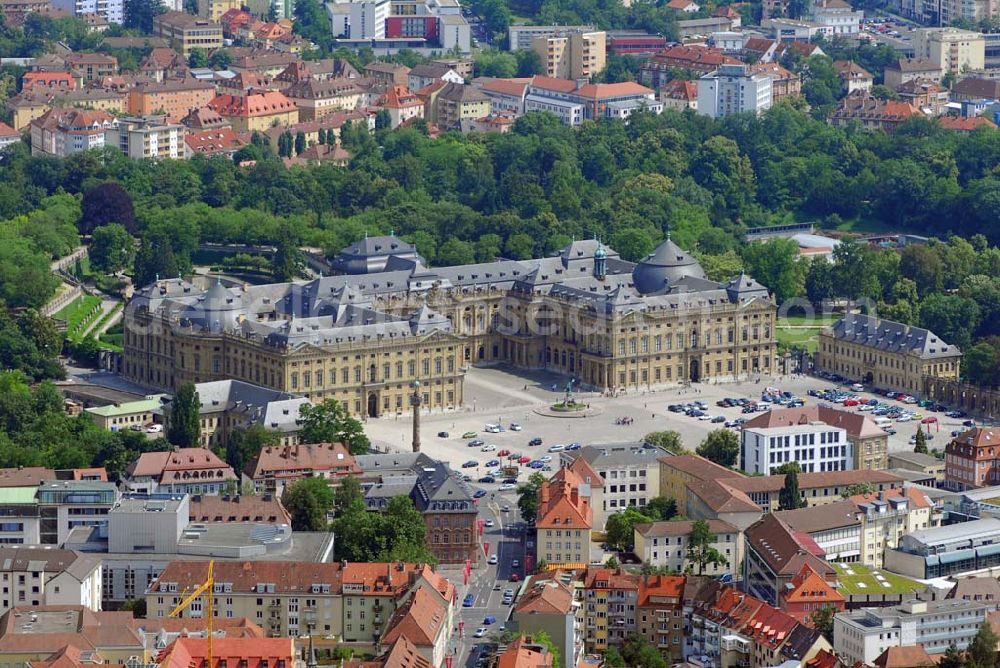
(496, 637, 555, 668)
(536, 467, 593, 566)
(208, 89, 299, 132)
(659, 79, 698, 111)
(246, 442, 361, 495)
(0, 548, 102, 615)
(219, 7, 252, 36)
(124, 447, 237, 495)
(896, 79, 949, 116)
(476, 77, 531, 115)
(636, 575, 686, 662)
(407, 63, 463, 92)
(511, 574, 580, 668)
(817, 313, 961, 390)
(21, 70, 75, 92)
(939, 115, 996, 131)
(430, 82, 490, 130)
(138, 47, 188, 82)
(284, 77, 365, 121)
(364, 62, 411, 90)
(0, 122, 19, 150)
(583, 568, 639, 652)
(913, 27, 985, 76)
(684, 478, 763, 531)
(376, 85, 424, 128)
(156, 638, 296, 668)
(180, 106, 229, 130)
(884, 58, 942, 89)
(29, 107, 115, 156)
(666, 0, 700, 11)
(184, 128, 245, 157)
(743, 37, 779, 63)
(887, 451, 946, 484)
(564, 444, 662, 529)
(633, 520, 742, 576)
(153, 12, 224, 54)
(743, 513, 836, 606)
(379, 587, 451, 668)
(946, 427, 1000, 490)
(951, 77, 1000, 102)
(834, 599, 989, 665)
(834, 60, 874, 94)
(751, 62, 802, 99)
(229, 50, 298, 78)
(531, 29, 606, 80)
(0, 607, 145, 665)
(780, 564, 845, 624)
(658, 455, 744, 516)
(62, 53, 117, 81)
(640, 45, 741, 88)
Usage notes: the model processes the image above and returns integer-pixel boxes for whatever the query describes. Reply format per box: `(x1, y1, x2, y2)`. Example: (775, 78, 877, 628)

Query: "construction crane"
(168, 560, 215, 668)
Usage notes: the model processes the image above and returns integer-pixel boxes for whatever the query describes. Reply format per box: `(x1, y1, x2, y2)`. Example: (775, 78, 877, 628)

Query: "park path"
(78, 298, 119, 339)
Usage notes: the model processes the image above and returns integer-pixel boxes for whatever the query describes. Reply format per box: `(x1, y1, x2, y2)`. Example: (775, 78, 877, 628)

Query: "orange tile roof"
(0, 122, 19, 139)
(208, 90, 297, 118)
(638, 574, 685, 607)
(184, 128, 244, 155)
(584, 567, 640, 591)
(514, 578, 574, 615)
(850, 486, 931, 510)
(529, 76, 578, 93)
(380, 84, 423, 109)
(342, 562, 420, 597)
(939, 115, 997, 131)
(566, 456, 604, 488)
(373, 636, 433, 668)
(157, 637, 295, 668)
(497, 637, 554, 668)
(382, 587, 446, 647)
(479, 77, 532, 97)
(247, 442, 360, 479)
(187, 494, 290, 524)
(874, 645, 935, 668)
(536, 469, 592, 530)
(782, 564, 844, 606)
(745, 604, 798, 650)
(150, 560, 344, 596)
(574, 82, 654, 99)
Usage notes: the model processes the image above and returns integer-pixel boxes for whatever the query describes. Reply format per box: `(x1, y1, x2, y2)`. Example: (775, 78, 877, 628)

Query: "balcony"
(722, 636, 750, 653)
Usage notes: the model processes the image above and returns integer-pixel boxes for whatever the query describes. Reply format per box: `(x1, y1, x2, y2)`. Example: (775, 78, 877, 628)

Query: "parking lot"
(363, 367, 970, 486)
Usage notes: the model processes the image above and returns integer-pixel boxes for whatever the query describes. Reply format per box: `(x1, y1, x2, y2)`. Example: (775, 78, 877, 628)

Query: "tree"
(282, 476, 334, 531)
(811, 604, 836, 643)
(517, 471, 546, 524)
(967, 620, 998, 668)
(914, 426, 928, 454)
(605, 507, 653, 552)
(841, 482, 874, 498)
(939, 644, 964, 668)
(167, 383, 201, 447)
(644, 496, 678, 521)
(294, 131, 307, 155)
(919, 293, 980, 352)
(225, 424, 278, 475)
(124, 0, 164, 32)
(741, 238, 806, 303)
(610, 228, 655, 262)
(133, 230, 179, 287)
(778, 467, 807, 510)
(272, 231, 303, 282)
(89, 223, 134, 274)
(696, 429, 739, 468)
(375, 108, 391, 131)
(278, 131, 293, 158)
(514, 48, 543, 77)
(687, 519, 727, 575)
(297, 399, 371, 455)
(188, 48, 208, 69)
(80, 182, 136, 235)
(622, 634, 668, 668)
(644, 431, 684, 454)
(530, 631, 562, 668)
(606, 555, 620, 569)
(208, 48, 231, 70)
(604, 647, 626, 668)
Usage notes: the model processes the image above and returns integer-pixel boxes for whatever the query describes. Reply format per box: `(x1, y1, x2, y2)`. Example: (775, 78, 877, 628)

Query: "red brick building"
(946, 427, 1000, 490)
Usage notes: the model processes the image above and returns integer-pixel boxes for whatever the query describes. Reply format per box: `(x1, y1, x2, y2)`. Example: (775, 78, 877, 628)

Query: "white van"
(484, 424, 501, 433)
(874, 417, 892, 429)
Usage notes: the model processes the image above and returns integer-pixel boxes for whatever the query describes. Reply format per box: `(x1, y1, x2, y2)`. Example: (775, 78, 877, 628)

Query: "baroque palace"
(123, 236, 778, 417)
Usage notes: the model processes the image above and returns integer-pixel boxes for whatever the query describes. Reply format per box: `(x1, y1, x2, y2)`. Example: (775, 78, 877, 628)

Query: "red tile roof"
(208, 90, 296, 118)
(246, 442, 360, 480)
(939, 115, 997, 132)
(497, 637, 554, 668)
(514, 578, 574, 614)
(381, 586, 446, 647)
(157, 637, 295, 668)
(536, 467, 592, 530)
(528, 76, 579, 93)
(637, 574, 685, 607)
(574, 82, 654, 99)
(184, 128, 244, 155)
(187, 494, 290, 524)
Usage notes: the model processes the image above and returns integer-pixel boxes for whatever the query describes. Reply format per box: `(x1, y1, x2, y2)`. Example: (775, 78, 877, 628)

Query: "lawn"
(831, 562, 923, 595)
(778, 314, 838, 327)
(54, 295, 102, 341)
(775, 314, 833, 353)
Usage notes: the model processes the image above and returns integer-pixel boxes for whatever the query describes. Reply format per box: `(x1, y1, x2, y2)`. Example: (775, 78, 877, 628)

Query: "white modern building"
(51, 0, 124, 24)
(741, 422, 853, 475)
(107, 116, 186, 160)
(834, 599, 990, 666)
(328, 0, 390, 40)
(0, 481, 119, 546)
(507, 24, 594, 51)
(809, 0, 862, 35)
(0, 546, 103, 616)
(697, 64, 772, 119)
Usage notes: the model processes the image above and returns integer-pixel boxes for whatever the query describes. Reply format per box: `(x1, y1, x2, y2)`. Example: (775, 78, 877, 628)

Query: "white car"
(698, 414, 713, 421)
(488, 554, 498, 564)
(481, 444, 497, 452)
(146, 424, 163, 433)
(539, 455, 552, 462)
(485, 519, 495, 528)
(498, 483, 516, 491)
(896, 415, 913, 422)
(548, 444, 565, 452)
(474, 627, 487, 638)
(510, 423, 522, 431)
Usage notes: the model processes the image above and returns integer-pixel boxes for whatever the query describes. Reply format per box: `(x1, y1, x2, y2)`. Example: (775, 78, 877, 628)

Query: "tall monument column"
(411, 379, 422, 453)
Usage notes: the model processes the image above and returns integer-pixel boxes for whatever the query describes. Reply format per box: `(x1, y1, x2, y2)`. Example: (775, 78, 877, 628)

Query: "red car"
(498, 449, 511, 457)
(518, 456, 531, 464)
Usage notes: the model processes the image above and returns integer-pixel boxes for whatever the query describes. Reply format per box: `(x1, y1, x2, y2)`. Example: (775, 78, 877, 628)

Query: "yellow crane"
(168, 560, 215, 668)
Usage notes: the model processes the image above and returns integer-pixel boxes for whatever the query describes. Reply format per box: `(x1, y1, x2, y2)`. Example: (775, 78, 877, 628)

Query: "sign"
(483, 542, 490, 556)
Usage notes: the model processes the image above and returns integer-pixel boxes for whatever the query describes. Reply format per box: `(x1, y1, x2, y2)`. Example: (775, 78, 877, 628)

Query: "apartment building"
(511, 574, 581, 668)
(834, 599, 989, 666)
(658, 455, 744, 516)
(743, 513, 836, 607)
(583, 568, 639, 652)
(208, 89, 299, 132)
(379, 586, 453, 668)
(633, 520, 742, 576)
(697, 63, 772, 119)
(507, 24, 593, 50)
(910, 29, 985, 83)
(884, 58, 943, 89)
(284, 77, 365, 121)
(637, 575, 685, 663)
(246, 442, 361, 496)
(536, 468, 593, 566)
(945, 426, 1000, 490)
(741, 423, 853, 476)
(126, 78, 216, 123)
(376, 85, 424, 128)
(0, 547, 102, 616)
(639, 45, 741, 88)
(147, 560, 449, 646)
(153, 12, 224, 54)
(531, 29, 606, 80)
(62, 53, 117, 81)
(51, 0, 123, 23)
(430, 82, 490, 130)
(124, 447, 237, 496)
(107, 115, 185, 159)
(29, 107, 115, 156)
(780, 564, 845, 624)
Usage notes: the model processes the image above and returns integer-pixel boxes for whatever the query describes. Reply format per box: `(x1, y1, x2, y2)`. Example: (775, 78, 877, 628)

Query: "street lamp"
(411, 380, 422, 453)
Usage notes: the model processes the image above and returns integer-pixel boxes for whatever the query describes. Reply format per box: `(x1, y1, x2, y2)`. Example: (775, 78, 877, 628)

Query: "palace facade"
(122, 236, 777, 417)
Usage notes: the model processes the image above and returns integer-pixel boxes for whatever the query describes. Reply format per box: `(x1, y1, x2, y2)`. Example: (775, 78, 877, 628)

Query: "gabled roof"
(374, 636, 434, 668)
(497, 637, 554, 668)
(637, 574, 685, 607)
(514, 579, 574, 615)
(661, 79, 697, 101)
(634, 519, 738, 538)
(382, 587, 446, 647)
(659, 454, 744, 482)
(574, 81, 653, 99)
(939, 115, 996, 132)
(873, 645, 934, 668)
(686, 479, 761, 514)
(744, 514, 835, 577)
(782, 564, 844, 605)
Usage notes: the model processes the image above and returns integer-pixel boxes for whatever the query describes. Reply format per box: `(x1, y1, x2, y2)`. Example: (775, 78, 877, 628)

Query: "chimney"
(570, 486, 579, 506)
(540, 484, 550, 507)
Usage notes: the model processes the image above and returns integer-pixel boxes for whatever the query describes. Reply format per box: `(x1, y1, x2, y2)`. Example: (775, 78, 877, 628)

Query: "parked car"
(488, 554, 498, 564)
(486, 459, 500, 467)
(528, 437, 542, 446)
(498, 449, 511, 457)
(484, 616, 496, 625)
(478, 476, 496, 483)
(510, 423, 522, 431)
(518, 455, 532, 464)
(146, 424, 163, 433)
(473, 490, 488, 499)
(462, 431, 478, 438)
(499, 483, 516, 491)
(711, 415, 726, 423)
(437, 431, 449, 438)
(463, 460, 479, 468)
(463, 594, 475, 607)
(469, 439, 485, 447)
(548, 444, 565, 452)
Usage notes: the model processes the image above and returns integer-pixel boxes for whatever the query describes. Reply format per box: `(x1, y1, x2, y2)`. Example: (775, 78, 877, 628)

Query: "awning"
(938, 550, 975, 565)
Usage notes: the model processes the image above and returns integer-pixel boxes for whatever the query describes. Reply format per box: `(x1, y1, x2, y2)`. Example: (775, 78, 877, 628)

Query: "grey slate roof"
(827, 313, 961, 358)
